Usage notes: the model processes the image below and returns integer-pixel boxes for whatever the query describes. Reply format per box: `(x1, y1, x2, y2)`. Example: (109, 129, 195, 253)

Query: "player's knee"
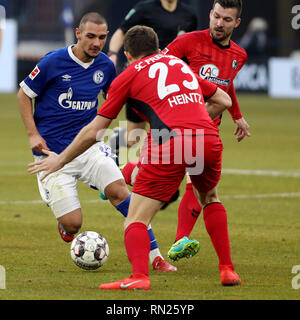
(66, 222, 81, 234)
(124, 217, 148, 231)
(59, 218, 82, 234)
(57, 208, 82, 234)
(199, 191, 219, 207)
(105, 179, 130, 206)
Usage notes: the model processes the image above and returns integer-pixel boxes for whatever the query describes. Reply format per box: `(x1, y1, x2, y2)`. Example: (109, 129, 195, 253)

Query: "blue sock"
(115, 195, 159, 251)
(115, 195, 131, 218)
(148, 226, 159, 251)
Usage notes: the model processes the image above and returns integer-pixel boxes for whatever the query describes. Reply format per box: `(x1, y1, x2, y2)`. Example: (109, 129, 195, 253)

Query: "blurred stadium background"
(0, 0, 299, 95)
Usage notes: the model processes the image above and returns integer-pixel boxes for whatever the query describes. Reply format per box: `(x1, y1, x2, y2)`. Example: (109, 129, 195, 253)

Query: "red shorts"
(132, 134, 223, 202)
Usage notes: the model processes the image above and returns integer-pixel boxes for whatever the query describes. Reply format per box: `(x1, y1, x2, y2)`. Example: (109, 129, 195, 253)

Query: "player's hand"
(234, 117, 251, 142)
(29, 134, 49, 153)
(28, 149, 63, 180)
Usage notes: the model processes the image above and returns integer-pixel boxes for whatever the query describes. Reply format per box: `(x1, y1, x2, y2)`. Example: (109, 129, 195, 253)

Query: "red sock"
(121, 162, 138, 186)
(175, 183, 202, 241)
(203, 202, 234, 268)
(125, 222, 150, 276)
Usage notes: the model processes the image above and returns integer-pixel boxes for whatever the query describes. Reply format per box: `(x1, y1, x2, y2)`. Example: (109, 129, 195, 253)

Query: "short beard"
(83, 50, 98, 60)
(210, 28, 232, 44)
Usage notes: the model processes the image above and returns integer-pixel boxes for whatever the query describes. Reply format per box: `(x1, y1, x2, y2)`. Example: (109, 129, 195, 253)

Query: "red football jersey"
(164, 29, 248, 121)
(98, 53, 219, 139)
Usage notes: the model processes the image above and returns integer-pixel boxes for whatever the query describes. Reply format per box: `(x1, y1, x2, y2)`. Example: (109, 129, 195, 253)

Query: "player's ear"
(75, 28, 81, 41)
(235, 18, 241, 29)
(124, 51, 134, 64)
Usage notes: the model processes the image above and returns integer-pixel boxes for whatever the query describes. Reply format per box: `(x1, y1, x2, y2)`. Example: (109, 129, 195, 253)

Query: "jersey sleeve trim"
(97, 113, 115, 120)
(19, 81, 38, 98)
(204, 86, 218, 100)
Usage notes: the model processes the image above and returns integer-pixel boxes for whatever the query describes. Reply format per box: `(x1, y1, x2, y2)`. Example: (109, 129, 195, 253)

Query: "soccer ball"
(70, 231, 109, 270)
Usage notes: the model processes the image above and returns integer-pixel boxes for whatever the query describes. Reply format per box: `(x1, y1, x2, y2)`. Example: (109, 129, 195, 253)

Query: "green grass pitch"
(0, 93, 299, 300)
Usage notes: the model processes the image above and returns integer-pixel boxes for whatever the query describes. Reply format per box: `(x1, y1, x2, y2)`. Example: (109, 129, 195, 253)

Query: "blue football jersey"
(20, 46, 116, 155)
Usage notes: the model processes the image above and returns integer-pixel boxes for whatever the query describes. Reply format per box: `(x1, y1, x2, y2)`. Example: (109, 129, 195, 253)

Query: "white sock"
(149, 248, 163, 264)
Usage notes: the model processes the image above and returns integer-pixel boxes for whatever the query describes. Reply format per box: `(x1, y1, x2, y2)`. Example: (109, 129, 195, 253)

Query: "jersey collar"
(212, 37, 231, 49)
(68, 45, 95, 69)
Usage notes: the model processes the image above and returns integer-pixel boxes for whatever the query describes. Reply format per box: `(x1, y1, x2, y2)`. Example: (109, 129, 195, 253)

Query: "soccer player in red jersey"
(164, 0, 251, 263)
(28, 25, 242, 288)
(164, 0, 248, 134)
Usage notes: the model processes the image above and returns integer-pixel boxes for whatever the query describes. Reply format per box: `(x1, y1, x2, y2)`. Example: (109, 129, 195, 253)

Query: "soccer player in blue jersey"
(18, 12, 176, 272)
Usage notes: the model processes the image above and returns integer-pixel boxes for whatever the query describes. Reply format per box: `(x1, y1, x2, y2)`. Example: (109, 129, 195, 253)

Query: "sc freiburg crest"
(232, 60, 238, 70)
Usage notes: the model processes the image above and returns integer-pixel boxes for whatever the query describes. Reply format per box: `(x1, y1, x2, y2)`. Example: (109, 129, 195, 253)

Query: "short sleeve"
(20, 53, 53, 98)
(197, 75, 218, 99)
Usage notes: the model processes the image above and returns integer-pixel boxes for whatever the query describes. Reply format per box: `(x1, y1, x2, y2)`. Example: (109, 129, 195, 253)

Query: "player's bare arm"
(28, 115, 112, 179)
(205, 87, 232, 120)
(108, 28, 125, 65)
(17, 88, 49, 153)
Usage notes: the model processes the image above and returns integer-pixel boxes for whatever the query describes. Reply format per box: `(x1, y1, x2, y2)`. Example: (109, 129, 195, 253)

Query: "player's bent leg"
(100, 165, 176, 271)
(175, 174, 202, 238)
(99, 193, 161, 290)
(198, 186, 242, 286)
(104, 178, 130, 207)
(118, 161, 179, 211)
(36, 162, 81, 243)
(125, 193, 177, 272)
(197, 185, 220, 206)
(120, 161, 138, 186)
(124, 193, 168, 274)
(174, 176, 202, 238)
(57, 208, 82, 242)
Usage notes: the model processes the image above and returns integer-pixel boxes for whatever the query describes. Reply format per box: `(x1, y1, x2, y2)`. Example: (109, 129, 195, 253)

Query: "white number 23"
(148, 59, 199, 100)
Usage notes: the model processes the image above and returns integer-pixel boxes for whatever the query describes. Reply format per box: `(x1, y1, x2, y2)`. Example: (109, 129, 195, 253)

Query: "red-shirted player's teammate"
(28, 25, 242, 289)
(163, 0, 251, 262)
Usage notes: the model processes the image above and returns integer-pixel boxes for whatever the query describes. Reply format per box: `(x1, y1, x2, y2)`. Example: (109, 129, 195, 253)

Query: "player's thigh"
(104, 178, 130, 206)
(78, 142, 124, 194)
(197, 186, 220, 206)
(189, 136, 223, 199)
(133, 162, 186, 203)
(57, 208, 82, 231)
(125, 192, 163, 229)
(35, 158, 80, 219)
